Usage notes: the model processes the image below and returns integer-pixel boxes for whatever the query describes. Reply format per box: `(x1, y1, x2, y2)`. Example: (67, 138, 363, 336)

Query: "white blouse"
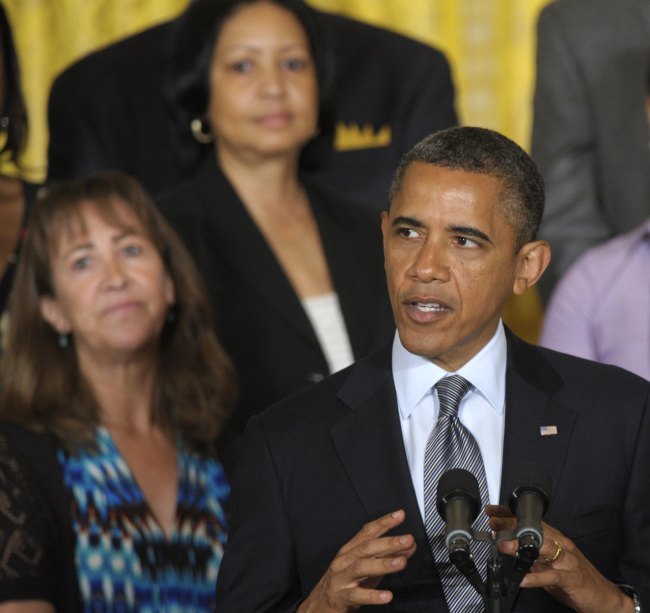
(301, 292, 354, 374)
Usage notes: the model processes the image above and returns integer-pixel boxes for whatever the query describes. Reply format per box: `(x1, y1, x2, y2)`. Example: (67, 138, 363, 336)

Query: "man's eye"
(457, 236, 478, 247)
(398, 228, 420, 238)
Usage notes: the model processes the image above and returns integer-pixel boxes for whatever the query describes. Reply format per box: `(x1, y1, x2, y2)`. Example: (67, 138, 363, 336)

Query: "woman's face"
(39, 199, 175, 362)
(208, 0, 318, 163)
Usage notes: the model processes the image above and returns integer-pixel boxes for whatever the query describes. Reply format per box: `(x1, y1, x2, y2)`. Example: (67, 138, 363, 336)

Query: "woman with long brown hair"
(0, 172, 235, 612)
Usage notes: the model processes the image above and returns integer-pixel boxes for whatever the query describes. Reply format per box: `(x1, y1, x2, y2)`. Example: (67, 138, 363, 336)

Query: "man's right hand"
(298, 510, 416, 613)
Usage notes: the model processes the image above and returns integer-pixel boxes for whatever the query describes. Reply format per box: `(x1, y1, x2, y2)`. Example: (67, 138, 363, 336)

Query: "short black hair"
(165, 0, 335, 172)
(388, 126, 545, 252)
(0, 4, 28, 164)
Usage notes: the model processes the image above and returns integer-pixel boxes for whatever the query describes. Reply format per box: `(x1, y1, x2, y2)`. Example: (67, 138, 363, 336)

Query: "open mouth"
(413, 302, 446, 312)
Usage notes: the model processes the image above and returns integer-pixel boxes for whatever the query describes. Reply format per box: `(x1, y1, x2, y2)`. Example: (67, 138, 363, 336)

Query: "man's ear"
(512, 240, 551, 295)
(381, 211, 390, 262)
(39, 295, 71, 335)
(381, 211, 389, 240)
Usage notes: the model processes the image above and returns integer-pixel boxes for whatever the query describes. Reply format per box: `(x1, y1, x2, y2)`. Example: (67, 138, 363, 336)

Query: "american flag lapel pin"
(540, 425, 558, 436)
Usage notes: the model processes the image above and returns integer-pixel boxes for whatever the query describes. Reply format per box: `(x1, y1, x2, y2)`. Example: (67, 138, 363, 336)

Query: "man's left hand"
(485, 505, 635, 613)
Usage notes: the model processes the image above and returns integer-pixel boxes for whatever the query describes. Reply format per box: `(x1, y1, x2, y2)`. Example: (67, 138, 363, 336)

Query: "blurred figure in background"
(0, 172, 235, 612)
(539, 53, 650, 381)
(46, 0, 456, 207)
(532, 0, 650, 301)
(0, 3, 40, 339)
(157, 0, 395, 448)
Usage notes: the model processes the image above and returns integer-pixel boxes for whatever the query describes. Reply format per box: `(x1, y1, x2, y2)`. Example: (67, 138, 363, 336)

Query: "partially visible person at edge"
(531, 0, 650, 301)
(538, 51, 650, 381)
(156, 0, 394, 461)
(0, 2, 40, 343)
(0, 172, 236, 612)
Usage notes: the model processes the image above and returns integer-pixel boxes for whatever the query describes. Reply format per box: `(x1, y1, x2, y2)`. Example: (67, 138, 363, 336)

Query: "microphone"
(505, 462, 552, 608)
(436, 468, 488, 599)
(436, 468, 481, 557)
(507, 461, 552, 556)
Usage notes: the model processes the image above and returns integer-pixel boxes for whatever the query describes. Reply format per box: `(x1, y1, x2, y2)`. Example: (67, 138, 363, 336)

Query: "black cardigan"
(0, 424, 81, 612)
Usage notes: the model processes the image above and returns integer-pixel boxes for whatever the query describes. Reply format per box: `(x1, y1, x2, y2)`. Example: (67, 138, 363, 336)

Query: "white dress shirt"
(393, 322, 507, 521)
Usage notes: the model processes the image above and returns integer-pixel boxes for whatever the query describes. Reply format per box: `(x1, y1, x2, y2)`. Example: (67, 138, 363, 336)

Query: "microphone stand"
(449, 527, 530, 613)
(485, 545, 506, 613)
(503, 534, 538, 611)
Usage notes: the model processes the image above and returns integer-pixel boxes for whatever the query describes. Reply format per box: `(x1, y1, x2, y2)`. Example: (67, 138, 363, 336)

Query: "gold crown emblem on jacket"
(334, 122, 392, 151)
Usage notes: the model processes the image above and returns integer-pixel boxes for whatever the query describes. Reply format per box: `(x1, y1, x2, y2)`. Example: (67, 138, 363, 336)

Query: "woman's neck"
(78, 348, 160, 434)
(216, 145, 307, 218)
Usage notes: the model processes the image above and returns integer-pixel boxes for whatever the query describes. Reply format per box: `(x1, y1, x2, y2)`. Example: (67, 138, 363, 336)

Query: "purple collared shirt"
(539, 218, 650, 381)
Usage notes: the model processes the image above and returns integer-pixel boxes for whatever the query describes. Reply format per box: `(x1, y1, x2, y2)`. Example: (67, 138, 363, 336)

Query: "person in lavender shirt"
(538, 55, 650, 381)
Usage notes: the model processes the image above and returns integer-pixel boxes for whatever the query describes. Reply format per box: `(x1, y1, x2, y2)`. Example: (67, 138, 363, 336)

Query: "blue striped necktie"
(423, 375, 491, 613)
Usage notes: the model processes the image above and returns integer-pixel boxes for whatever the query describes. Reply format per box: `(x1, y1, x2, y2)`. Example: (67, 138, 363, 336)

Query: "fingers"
(332, 534, 414, 584)
(495, 518, 561, 558)
(300, 511, 416, 612)
(338, 509, 411, 556)
(493, 521, 631, 613)
(332, 511, 416, 583)
(485, 504, 516, 532)
(484, 504, 514, 518)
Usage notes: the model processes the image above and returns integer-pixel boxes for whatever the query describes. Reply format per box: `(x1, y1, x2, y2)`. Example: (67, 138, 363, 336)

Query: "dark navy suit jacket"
(216, 329, 650, 611)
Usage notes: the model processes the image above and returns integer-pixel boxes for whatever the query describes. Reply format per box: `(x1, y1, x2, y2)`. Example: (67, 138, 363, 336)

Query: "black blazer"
(215, 329, 650, 611)
(157, 154, 395, 440)
(46, 10, 456, 208)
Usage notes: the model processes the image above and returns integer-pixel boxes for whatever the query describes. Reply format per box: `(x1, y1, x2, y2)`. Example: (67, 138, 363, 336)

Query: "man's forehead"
(403, 161, 504, 187)
(393, 163, 505, 212)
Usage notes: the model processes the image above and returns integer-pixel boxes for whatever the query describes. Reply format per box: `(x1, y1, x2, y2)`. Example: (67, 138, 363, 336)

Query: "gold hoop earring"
(190, 118, 214, 144)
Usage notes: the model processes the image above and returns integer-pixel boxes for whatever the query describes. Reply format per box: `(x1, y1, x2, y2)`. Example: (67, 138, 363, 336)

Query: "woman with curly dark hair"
(0, 2, 38, 340)
(158, 0, 394, 447)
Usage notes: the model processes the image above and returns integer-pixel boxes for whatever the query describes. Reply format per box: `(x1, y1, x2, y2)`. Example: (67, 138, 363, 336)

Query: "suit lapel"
(312, 187, 386, 359)
(330, 347, 439, 609)
(499, 330, 577, 507)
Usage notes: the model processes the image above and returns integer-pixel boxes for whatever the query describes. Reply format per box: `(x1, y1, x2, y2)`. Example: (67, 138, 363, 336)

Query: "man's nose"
(408, 239, 451, 283)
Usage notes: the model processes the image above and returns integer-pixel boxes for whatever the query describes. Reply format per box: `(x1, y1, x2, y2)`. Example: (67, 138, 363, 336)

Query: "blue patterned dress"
(57, 427, 229, 613)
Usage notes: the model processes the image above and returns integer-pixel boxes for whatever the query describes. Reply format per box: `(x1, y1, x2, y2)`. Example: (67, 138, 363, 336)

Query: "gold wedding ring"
(544, 540, 562, 563)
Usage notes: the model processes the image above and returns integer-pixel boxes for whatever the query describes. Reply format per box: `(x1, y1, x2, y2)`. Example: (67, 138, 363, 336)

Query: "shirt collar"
(392, 321, 507, 419)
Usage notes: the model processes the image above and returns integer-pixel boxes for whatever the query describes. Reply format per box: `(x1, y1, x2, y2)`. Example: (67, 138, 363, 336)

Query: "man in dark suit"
(215, 127, 650, 612)
(532, 0, 650, 301)
(46, 4, 456, 208)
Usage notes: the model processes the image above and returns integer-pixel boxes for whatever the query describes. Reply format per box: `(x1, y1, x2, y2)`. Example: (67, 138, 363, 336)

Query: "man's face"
(382, 162, 528, 371)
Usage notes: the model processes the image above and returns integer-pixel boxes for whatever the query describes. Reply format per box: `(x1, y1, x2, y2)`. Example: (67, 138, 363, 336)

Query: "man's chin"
(397, 330, 444, 361)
